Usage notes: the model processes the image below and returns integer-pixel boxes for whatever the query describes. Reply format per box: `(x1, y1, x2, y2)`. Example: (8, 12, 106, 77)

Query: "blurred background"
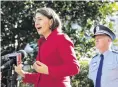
(1, 0, 118, 87)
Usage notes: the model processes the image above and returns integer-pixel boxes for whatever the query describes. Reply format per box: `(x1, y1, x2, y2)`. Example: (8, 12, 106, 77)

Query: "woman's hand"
(33, 61, 49, 75)
(14, 64, 25, 77)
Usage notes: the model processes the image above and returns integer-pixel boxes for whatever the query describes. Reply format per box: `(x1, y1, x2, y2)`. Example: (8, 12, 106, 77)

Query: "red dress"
(23, 28, 80, 87)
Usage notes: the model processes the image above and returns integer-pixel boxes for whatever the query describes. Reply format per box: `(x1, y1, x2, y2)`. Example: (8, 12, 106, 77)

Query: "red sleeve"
(23, 38, 45, 83)
(48, 34, 80, 78)
(23, 73, 40, 84)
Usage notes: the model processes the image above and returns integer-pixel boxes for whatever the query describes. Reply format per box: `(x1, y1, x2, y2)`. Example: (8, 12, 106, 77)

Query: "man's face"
(95, 34, 111, 50)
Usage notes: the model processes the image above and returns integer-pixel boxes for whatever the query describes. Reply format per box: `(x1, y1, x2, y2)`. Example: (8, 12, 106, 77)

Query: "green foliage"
(2, 1, 117, 57)
(1, 1, 118, 87)
(71, 60, 94, 87)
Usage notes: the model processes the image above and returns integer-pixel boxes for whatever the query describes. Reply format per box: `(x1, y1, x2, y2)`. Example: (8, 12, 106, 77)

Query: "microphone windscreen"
(18, 50, 27, 58)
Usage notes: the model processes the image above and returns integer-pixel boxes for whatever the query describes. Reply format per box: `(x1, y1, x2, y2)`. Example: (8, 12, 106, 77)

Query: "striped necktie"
(95, 54, 104, 87)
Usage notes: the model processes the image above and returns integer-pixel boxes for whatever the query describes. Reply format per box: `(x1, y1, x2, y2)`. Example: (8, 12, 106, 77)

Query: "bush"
(71, 60, 94, 87)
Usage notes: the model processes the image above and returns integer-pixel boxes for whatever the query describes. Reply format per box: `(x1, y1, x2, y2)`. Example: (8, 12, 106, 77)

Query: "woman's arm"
(48, 34, 80, 78)
(15, 38, 44, 84)
(23, 73, 40, 84)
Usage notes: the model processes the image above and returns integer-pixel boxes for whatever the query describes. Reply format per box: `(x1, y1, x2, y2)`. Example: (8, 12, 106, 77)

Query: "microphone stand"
(7, 67, 11, 87)
(11, 66, 17, 87)
(6, 65, 17, 87)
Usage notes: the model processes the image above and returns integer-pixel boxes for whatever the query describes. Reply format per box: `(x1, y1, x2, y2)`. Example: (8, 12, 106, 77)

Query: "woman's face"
(34, 13, 52, 36)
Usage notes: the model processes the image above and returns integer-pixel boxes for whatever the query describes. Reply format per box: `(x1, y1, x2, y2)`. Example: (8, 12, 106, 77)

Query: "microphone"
(1, 59, 14, 70)
(2, 50, 27, 60)
(1, 50, 27, 71)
